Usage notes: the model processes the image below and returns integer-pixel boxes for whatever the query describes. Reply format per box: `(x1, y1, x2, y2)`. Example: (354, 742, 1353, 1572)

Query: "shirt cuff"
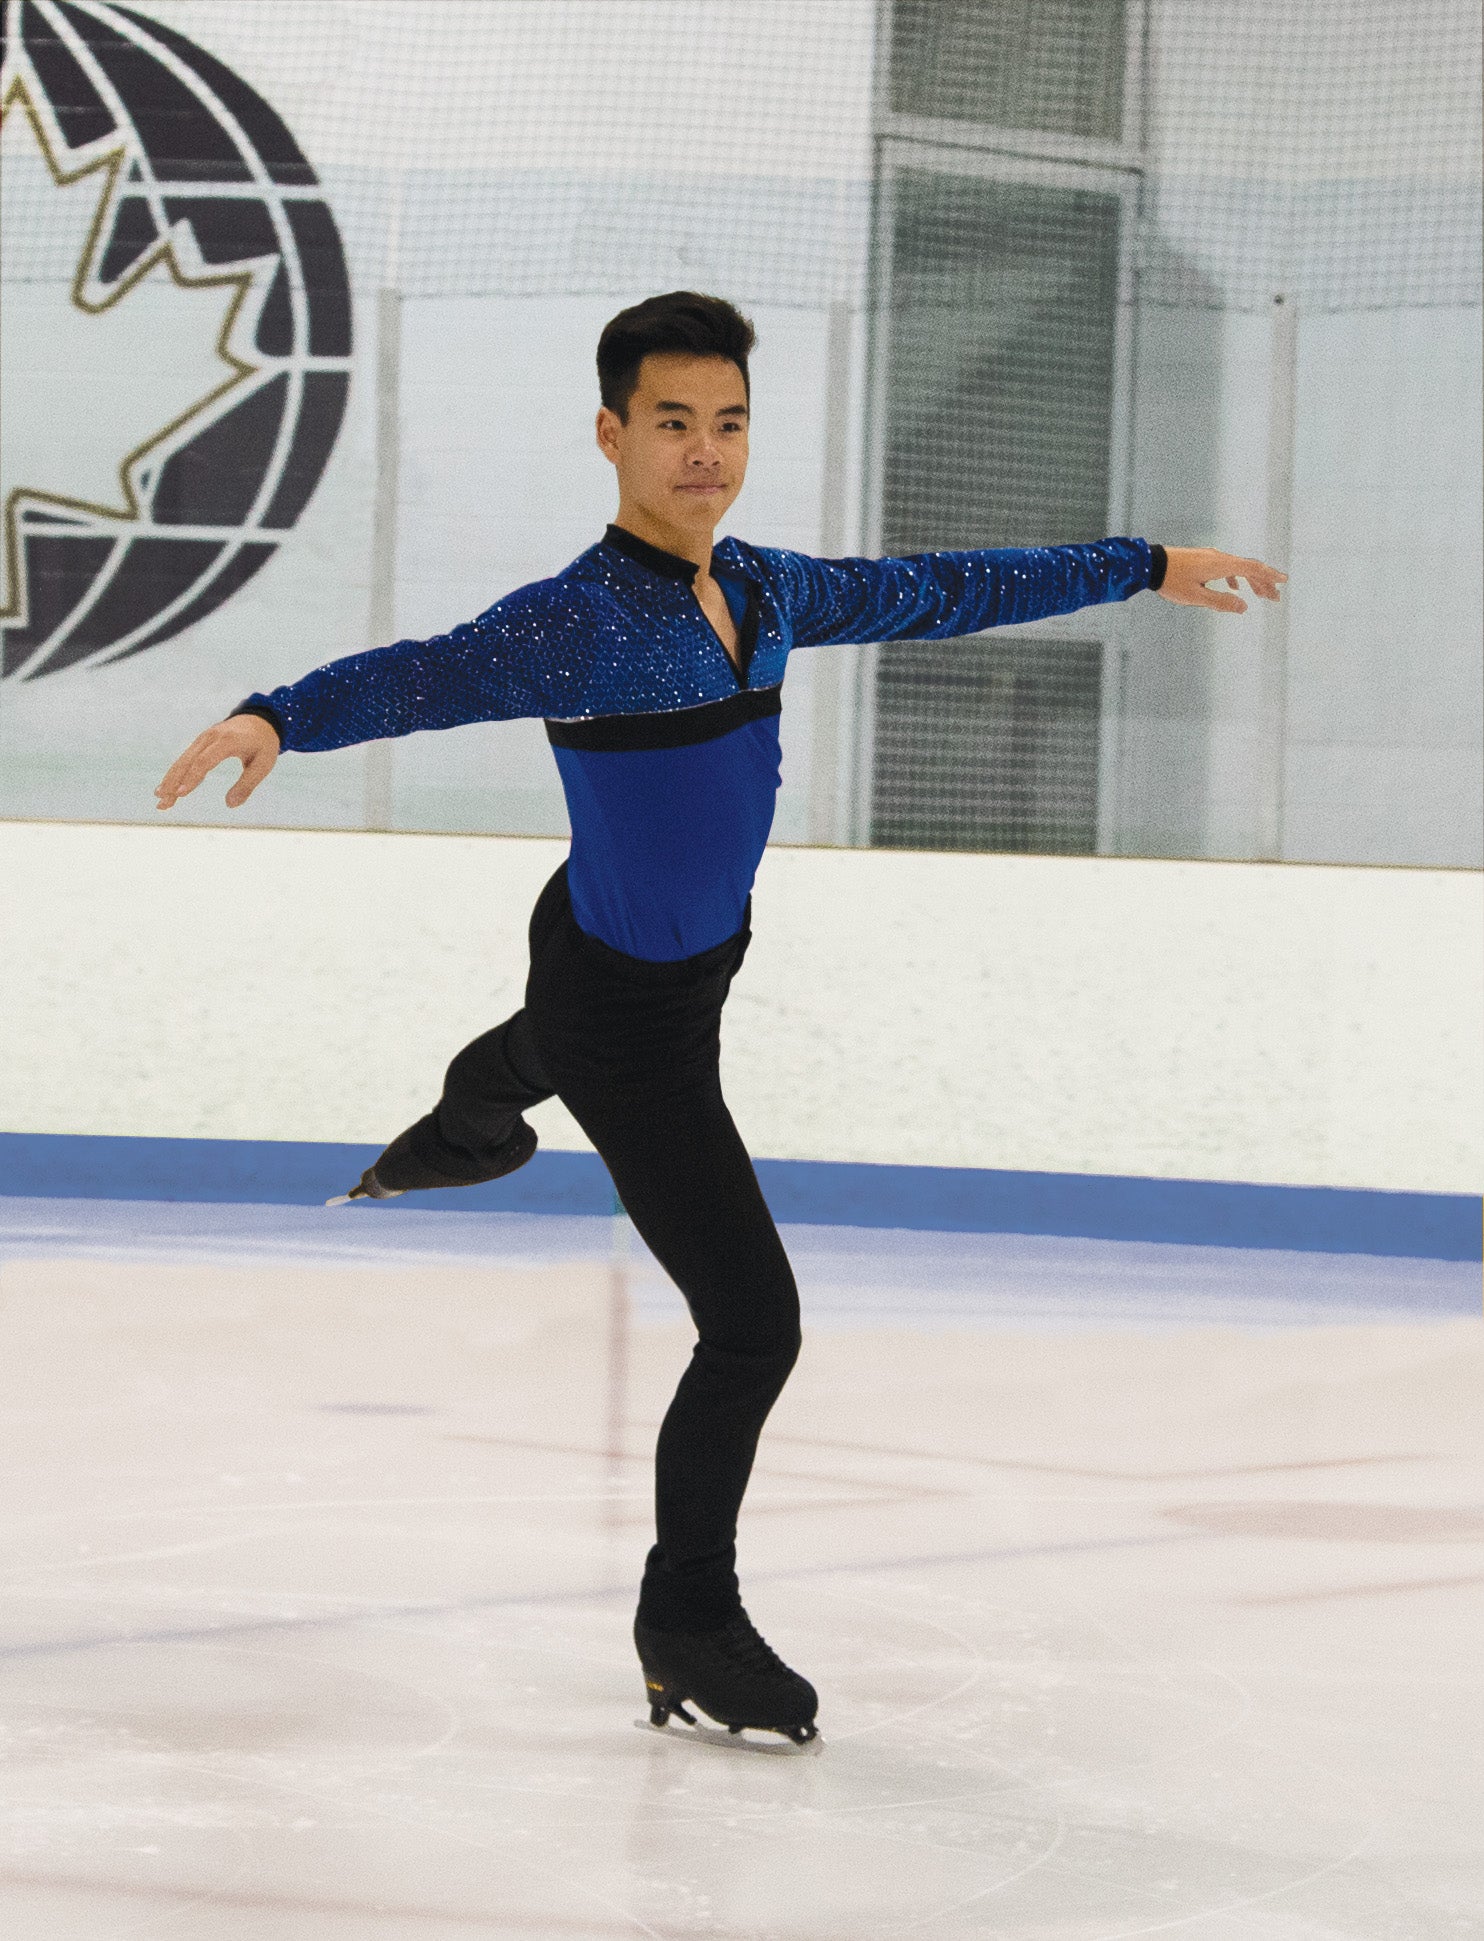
(229, 700, 286, 746)
(1146, 542, 1168, 592)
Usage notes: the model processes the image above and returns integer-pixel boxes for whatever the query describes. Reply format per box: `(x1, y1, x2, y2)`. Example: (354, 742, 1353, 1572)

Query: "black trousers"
(406, 864, 801, 1632)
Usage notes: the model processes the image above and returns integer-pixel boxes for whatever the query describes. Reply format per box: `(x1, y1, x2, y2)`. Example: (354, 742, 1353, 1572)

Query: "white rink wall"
(2, 819, 1479, 1196)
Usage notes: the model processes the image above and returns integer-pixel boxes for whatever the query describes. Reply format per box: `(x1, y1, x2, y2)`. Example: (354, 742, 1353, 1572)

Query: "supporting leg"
(642, 1333, 800, 1630)
(518, 869, 816, 1733)
(554, 1070, 801, 1632)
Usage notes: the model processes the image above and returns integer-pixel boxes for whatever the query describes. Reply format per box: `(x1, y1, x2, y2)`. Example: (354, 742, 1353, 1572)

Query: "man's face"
(596, 353, 749, 539)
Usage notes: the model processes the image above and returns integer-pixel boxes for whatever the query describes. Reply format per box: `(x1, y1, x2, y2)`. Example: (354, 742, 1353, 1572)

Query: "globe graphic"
(0, 0, 352, 680)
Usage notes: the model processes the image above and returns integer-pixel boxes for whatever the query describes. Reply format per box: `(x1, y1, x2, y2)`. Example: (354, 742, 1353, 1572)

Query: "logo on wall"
(0, 0, 352, 680)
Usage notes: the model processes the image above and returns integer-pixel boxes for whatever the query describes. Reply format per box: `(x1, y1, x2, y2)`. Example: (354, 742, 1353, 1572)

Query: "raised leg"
(352, 1011, 555, 1196)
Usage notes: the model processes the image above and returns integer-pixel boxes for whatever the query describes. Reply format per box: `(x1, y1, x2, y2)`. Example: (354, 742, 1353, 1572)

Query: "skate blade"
(634, 1718, 821, 1757)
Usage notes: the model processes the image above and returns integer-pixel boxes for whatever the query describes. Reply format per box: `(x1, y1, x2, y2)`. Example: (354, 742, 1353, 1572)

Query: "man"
(156, 291, 1286, 1751)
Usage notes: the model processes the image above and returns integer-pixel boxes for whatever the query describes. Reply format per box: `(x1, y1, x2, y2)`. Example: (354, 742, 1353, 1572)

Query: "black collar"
(602, 522, 716, 584)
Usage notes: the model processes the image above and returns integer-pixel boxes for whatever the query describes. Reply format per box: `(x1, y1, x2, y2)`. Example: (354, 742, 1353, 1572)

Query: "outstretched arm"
(153, 578, 588, 812)
(772, 537, 1284, 649)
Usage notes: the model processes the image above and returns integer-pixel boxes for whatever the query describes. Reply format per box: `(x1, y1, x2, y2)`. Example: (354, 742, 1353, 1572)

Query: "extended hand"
(1157, 547, 1287, 614)
(155, 713, 280, 811)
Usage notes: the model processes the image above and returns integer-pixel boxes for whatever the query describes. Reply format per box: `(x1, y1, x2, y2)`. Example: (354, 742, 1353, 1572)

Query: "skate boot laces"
(711, 1612, 790, 1678)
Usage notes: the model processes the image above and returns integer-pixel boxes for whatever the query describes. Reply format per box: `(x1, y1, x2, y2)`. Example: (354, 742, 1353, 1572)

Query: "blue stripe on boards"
(749, 1159, 1481, 1261)
(0, 1132, 1477, 1261)
(0, 1132, 614, 1216)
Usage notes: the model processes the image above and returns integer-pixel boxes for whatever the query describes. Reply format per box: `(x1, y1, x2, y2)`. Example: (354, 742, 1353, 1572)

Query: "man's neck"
(611, 502, 717, 575)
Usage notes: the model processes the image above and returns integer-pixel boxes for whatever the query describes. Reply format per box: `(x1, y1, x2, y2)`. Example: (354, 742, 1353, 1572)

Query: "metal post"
(818, 300, 853, 561)
(1255, 291, 1296, 860)
(807, 301, 856, 845)
(363, 285, 401, 831)
(844, 147, 895, 850)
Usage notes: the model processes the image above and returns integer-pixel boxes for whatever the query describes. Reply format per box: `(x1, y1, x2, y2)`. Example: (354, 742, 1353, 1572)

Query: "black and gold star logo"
(0, 0, 352, 680)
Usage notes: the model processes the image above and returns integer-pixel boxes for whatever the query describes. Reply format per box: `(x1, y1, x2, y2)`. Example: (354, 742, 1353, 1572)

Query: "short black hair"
(596, 291, 756, 421)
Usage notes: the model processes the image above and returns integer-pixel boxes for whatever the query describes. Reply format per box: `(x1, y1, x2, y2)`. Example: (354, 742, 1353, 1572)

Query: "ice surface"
(0, 1197, 1479, 1938)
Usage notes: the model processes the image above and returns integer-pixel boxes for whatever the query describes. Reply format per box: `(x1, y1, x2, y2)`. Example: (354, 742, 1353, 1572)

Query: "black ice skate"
(634, 1610, 820, 1754)
(326, 1115, 537, 1206)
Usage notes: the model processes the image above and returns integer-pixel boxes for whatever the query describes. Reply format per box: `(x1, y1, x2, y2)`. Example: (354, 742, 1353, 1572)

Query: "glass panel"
(871, 166, 1119, 853)
(889, 0, 1128, 143)
(880, 169, 1121, 553)
(873, 635, 1102, 852)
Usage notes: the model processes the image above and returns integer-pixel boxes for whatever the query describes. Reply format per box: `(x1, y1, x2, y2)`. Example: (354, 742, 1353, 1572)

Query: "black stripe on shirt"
(545, 684, 781, 753)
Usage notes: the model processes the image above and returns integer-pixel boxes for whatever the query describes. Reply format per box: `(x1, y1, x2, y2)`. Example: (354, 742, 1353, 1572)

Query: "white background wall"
(3, 819, 1478, 1196)
(1124, 302, 1483, 866)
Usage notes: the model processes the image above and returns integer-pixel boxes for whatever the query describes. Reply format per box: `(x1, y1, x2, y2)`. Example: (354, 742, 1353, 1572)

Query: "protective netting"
(1, 0, 1480, 864)
(1138, 0, 1483, 313)
(872, 636, 1103, 854)
(6, 1, 1475, 310)
(890, 0, 1483, 314)
(890, 0, 1129, 145)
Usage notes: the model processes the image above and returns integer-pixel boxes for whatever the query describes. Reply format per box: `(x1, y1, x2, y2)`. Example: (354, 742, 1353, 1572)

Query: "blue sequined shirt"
(234, 525, 1164, 961)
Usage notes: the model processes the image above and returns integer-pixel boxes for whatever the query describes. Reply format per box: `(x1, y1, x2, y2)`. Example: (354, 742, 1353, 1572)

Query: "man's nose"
(687, 435, 721, 465)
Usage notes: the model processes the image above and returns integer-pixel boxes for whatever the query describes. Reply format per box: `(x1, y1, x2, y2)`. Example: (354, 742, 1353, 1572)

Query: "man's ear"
(595, 406, 621, 467)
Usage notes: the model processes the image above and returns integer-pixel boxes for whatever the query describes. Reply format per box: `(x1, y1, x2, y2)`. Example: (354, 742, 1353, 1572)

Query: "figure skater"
(155, 291, 1285, 1749)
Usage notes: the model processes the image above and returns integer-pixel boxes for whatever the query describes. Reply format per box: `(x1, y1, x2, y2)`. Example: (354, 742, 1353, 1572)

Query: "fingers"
(1159, 547, 1287, 614)
(154, 729, 221, 810)
(224, 752, 269, 808)
(1225, 555, 1288, 600)
(154, 720, 274, 810)
(1190, 553, 1286, 608)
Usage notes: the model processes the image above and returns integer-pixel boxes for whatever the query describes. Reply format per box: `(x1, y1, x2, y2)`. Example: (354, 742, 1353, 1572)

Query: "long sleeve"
(762, 537, 1164, 650)
(230, 578, 595, 753)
